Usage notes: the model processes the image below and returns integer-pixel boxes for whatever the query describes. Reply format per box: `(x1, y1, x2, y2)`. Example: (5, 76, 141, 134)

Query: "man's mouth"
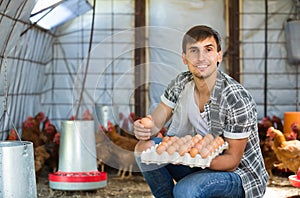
(196, 65, 208, 69)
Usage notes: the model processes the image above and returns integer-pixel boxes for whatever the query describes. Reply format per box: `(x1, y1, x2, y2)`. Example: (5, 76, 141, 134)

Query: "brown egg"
(194, 142, 203, 151)
(167, 145, 177, 155)
(215, 136, 225, 147)
(192, 137, 199, 144)
(204, 134, 214, 142)
(178, 144, 189, 156)
(183, 135, 192, 142)
(194, 134, 203, 140)
(199, 148, 210, 159)
(160, 141, 168, 147)
(162, 136, 170, 142)
(175, 138, 184, 145)
(172, 142, 180, 149)
(141, 117, 154, 128)
(156, 144, 167, 155)
(170, 136, 179, 142)
(189, 147, 198, 158)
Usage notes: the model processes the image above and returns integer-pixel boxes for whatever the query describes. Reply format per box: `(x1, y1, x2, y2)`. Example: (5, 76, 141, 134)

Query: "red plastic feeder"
(49, 171, 107, 190)
(289, 175, 300, 188)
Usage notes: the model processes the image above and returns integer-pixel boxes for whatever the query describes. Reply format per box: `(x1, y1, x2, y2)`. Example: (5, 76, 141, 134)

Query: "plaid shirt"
(161, 70, 269, 198)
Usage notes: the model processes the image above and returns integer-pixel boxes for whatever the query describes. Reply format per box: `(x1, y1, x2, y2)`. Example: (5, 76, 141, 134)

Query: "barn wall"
(240, 0, 299, 121)
(0, 0, 53, 139)
(49, 0, 135, 127)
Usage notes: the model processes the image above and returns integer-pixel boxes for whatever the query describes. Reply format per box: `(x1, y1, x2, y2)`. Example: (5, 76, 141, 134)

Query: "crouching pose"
(134, 25, 268, 198)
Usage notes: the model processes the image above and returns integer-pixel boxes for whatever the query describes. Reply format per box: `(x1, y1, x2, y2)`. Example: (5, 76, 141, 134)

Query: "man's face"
(182, 36, 222, 79)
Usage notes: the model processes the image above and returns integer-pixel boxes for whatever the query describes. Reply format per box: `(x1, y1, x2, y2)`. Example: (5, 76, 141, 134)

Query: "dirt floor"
(36, 166, 300, 198)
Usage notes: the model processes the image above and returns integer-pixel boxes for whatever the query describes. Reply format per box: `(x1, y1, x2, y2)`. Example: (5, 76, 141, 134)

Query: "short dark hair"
(182, 25, 222, 54)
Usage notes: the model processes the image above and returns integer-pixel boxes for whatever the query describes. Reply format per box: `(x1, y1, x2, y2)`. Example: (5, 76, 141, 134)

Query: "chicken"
(291, 122, 300, 140)
(45, 132, 60, 172)
(42, 117, 57, 144)
(6, 128, 19, 140)
(258, 116, 273, 142)
(98, 122, 139, 179)
(43, 122, 60, 173)
(69, 108, 93, 120)
(21, 116, 46, 147)
(82, 109, 93, 120)
(34, 145, 50, 175)
(95, 125, 112, 172)
(267, 127, 300, 174)
(271, 115, 283, 132)
(261, 136, 279, 180)
(106, 121, 138, 152)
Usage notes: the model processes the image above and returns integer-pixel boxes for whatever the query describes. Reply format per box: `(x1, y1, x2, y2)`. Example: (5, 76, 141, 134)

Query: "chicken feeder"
(0, 141, 37, 198)
(49, 120, 107, 190)
(95, 105, 119, 129)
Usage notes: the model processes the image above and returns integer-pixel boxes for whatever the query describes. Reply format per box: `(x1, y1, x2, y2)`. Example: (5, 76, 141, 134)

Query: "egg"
(192, 137, 199, 144)
(194, 142, 203, 151)
(199, 148, 210, 159)
(175, 138, 184, 145)
(194, 134, 203, 140)
(140, 117, 154, 128)
(183, 135, 192, 142)
(160, 141, 168, 148)
(204, 134, 214, 143)
(167, 145, 177, 155)
(170, 136, 179, 142)
(162, 136, 170, 142)
(189, 147, 198, 158)
(178, 144, 189, 156)
(156, 144, 167, 155)
(215, 136, 224, 147)
(171, 142, 180, 149)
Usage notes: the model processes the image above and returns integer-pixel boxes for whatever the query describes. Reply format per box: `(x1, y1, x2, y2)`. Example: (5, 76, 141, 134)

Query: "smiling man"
(134, 25, 269, 198)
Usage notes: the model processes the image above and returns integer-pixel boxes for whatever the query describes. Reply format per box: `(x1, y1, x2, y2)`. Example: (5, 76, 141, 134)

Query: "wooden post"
(228, 0, 240, 82)
(134, 0, 147, 116)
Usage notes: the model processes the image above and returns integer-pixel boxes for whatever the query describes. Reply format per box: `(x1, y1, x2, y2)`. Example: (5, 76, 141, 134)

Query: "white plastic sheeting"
(241, 0, 299, 119)
(0, 0, 53, 139)
(148, 0, 226, 113)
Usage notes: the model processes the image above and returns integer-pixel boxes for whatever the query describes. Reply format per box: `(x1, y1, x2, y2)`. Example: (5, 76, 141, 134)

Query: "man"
(134, 25, 268, 198)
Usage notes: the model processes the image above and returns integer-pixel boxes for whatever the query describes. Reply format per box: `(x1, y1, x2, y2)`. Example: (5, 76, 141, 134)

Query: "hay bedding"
(36, 165, 299, 198)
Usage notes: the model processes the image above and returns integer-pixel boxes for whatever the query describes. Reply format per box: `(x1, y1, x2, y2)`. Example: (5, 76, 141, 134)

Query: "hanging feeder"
(0, 141, 37, 198)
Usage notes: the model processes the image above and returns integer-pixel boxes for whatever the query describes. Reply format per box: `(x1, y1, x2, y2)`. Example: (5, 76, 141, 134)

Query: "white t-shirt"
(188, 85, 208, 136)
(166, 81, 208, 137)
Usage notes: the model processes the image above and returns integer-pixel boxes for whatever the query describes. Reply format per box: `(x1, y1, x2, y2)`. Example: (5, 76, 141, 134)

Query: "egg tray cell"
(141, 142, 228, 168)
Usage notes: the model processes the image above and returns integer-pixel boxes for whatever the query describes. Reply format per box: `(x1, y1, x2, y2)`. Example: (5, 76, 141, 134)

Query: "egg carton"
(141, 142, 228, 168)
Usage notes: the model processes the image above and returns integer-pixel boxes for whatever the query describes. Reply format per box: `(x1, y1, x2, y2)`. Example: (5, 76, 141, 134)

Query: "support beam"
(228, 0, 240, 82)
(134, 0, 146, 117)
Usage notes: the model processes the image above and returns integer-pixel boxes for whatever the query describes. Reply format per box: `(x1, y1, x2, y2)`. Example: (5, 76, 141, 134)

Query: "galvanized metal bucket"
(58, 120, 97, 172)
(95, 105, 119, 128)
(0, 141, 37, 198)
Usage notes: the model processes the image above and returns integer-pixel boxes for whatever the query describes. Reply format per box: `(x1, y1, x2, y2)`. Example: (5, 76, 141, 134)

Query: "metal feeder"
(0, 141, 37, 198)
(49, 120, 107, 190)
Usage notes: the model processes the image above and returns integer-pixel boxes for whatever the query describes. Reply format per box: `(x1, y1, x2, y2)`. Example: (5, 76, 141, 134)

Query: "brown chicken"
(291, 122, 300, 140)
(96, 124, 137, 179)
(6, 128, 19, 140)
(21, 116, 46, 147)
(43, 121, 60, 173)
(34, 145, 50, 175)
(267, 127, 300, 174)
(106, 121, 138, 152)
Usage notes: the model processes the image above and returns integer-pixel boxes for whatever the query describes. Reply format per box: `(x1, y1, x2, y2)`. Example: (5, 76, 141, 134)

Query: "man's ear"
(182, 52, 188, 65)
(217, 51, 223, 63)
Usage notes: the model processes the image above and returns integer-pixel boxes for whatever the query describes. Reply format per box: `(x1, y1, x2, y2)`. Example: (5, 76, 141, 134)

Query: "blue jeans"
(137, 158, 245, 198)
